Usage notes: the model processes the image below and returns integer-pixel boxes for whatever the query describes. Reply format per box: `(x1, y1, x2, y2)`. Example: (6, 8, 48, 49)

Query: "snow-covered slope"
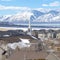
(33, 10, 59, 22)
(0, 9, 60, 25)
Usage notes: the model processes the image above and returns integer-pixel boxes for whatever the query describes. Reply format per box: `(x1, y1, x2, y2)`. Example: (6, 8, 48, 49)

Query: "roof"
(7, 38, 30, 50)
(20, 38, 30, 43)
(7, 50, 48, 60)
(0, 34, 39, 43)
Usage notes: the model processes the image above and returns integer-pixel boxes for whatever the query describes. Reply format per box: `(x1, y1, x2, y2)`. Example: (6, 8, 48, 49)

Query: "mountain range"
(0, 9, 60, 26)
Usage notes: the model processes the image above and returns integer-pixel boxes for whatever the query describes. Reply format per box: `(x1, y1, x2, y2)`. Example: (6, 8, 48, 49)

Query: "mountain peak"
(0, 9, 60, 24)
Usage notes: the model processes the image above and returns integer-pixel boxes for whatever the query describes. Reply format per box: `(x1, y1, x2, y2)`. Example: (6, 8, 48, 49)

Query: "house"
(7, 43, 60, 60)
(56, 30, 60, 39)
(38, 29, 47, 39)
(53, 43, 60, 52)
(47, 29, 57, 39)
(32, 30, 38, 38)
(7, 43, 48, 60)
(57, 33, 60, 39)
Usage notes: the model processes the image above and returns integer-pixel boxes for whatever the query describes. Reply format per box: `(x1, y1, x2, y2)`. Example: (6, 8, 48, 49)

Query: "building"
(47, 30, 57, 39)
(7, 43, 48, 60)
(56, 30, 60, 39)
(32, 30, 38, 38)
(38, 29, 47, 39)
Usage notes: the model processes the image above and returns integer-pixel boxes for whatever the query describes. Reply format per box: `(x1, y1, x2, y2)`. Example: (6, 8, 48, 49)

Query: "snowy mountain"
(0, 9, 60, 25)
(34, 10, 60, 22)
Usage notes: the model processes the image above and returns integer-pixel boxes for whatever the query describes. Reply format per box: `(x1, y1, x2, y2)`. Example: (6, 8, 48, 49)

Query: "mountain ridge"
(0, 9, 60, 25)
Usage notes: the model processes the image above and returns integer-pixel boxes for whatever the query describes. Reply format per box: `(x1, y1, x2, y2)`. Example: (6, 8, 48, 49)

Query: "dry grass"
(0, 28, 19, 31)
(0, 28, 8, 31)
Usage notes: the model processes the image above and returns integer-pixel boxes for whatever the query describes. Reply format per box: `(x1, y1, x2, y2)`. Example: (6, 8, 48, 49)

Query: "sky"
(0, 0, 60, 15)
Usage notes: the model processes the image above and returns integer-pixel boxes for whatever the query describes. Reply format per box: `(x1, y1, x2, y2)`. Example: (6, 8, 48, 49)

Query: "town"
(0, 28, 60, 60)
(0, 0, 60, 60)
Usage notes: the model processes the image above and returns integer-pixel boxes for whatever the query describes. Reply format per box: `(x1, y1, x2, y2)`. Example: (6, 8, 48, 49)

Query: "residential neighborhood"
(0, 29, 60, 60)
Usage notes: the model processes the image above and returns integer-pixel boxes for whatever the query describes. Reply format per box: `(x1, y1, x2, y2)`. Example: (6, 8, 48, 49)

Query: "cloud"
(42, 4, 48, 6)
(42, 1, 60, 7)
(1, 0, 11, 2)
(0, 5, 31, 10)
